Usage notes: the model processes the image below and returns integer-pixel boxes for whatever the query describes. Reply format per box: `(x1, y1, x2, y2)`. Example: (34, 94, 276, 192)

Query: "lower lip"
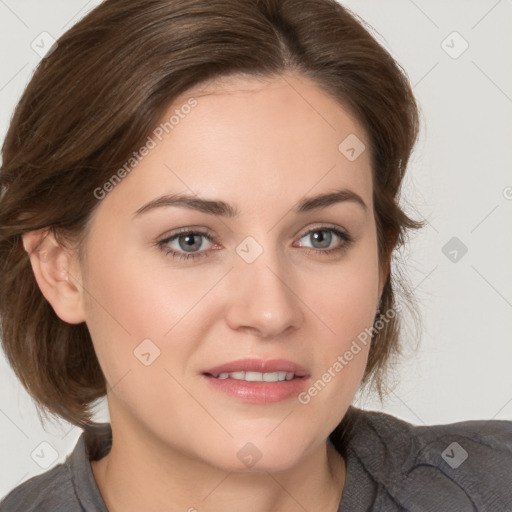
(202, 375, 309, 404)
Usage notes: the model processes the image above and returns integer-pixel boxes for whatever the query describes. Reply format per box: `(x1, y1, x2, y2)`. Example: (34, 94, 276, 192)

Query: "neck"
(91, 418, 346, 512)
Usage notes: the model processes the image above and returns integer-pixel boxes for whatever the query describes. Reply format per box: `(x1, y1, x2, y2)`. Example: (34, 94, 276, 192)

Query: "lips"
(202, 358, 309, 378)
(201, 358, 310, 404)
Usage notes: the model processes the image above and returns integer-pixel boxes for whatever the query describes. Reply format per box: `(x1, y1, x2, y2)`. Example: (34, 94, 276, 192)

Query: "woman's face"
(77, 72, 384, 471)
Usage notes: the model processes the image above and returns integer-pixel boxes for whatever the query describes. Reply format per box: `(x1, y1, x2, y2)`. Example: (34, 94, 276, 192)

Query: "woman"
(1, 0, 511, 510)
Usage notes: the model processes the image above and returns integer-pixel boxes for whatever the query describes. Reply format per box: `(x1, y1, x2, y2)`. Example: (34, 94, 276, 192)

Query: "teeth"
(277, 371, 287, 381)
(212, 371, 296, 382)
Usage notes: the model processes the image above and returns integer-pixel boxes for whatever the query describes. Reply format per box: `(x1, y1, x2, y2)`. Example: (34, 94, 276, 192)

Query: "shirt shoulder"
(347, 409, 512, 511)
(0, 423, 111, 512)
(0, 461, 80, 512)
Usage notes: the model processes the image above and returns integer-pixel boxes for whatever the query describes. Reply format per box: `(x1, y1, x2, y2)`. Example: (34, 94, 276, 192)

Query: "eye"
(157, 229, 215, 261)
(295, 227, 353, 256)
(157, 225, 354, 262)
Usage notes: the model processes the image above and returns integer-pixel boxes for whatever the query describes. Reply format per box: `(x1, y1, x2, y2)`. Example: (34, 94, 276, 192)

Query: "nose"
(224, 245, 304, 339)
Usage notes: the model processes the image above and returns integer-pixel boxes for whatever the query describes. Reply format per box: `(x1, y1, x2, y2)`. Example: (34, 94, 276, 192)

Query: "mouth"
(201, 358, 310, 404)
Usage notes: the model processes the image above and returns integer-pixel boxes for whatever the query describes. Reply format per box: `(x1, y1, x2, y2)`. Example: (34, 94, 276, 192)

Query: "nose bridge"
(225, 233, 303, 337)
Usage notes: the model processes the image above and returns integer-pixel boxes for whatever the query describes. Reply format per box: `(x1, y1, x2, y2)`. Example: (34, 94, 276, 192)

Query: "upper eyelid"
(159, 227, 215, 241)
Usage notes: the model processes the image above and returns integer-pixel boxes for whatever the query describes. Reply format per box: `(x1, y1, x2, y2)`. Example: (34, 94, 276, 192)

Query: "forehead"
(98, 72, 373, 217)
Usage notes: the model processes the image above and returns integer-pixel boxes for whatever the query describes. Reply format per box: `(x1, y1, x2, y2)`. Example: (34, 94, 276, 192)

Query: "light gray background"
(1, 0, 511, 499)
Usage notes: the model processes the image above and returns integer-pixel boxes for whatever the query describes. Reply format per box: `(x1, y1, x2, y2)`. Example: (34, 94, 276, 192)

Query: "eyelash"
(157, 226, 354, 262)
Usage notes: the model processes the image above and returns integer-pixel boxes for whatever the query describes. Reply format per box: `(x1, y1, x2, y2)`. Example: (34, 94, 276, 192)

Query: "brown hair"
(0, 0, 423, 427)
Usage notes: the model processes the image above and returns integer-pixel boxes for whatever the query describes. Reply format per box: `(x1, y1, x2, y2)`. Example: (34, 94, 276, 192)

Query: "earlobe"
(22, 229, 86, 324)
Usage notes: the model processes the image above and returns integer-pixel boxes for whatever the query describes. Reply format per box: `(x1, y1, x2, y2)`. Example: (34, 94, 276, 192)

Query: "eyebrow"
(133, 188, 367, 218)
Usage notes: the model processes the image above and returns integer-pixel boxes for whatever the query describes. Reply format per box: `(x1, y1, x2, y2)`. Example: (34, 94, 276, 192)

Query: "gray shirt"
(2, 408, 511, 511)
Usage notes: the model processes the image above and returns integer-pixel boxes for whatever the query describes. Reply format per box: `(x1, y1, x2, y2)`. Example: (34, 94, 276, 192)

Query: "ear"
(22, 229, 86, 324)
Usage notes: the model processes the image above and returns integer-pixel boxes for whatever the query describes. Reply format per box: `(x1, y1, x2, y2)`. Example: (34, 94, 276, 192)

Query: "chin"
(198, 435, 312, 474)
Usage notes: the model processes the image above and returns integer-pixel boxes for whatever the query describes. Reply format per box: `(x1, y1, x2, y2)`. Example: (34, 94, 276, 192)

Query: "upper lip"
(202, 358, 309, 377)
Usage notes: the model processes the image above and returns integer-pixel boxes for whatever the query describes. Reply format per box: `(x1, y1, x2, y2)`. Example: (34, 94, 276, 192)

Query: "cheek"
(80, 234, 224, 383)
(82, 226, 201, 335)
(305, 235, 381, 343)
(290, 233, 380, 404)
(83, 220, 380, 362)
(81, 215, 379, 381)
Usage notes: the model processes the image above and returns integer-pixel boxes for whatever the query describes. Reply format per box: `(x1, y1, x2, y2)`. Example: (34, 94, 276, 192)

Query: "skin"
(23, 72, 387, 512)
